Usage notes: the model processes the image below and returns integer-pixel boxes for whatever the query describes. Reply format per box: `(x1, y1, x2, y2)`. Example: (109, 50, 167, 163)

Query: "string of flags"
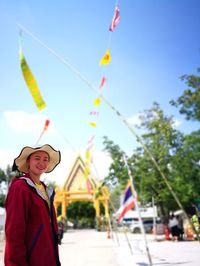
(89, 3, 120, 129)
(84, 3, 121, 191)
(18, 4, 121, 187)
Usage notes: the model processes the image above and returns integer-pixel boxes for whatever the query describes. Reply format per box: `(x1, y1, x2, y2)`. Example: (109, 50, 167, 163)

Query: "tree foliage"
(131, 103, 185, 215)
(171, 130, 200, 206)
(102, 137, 128, 188)
(0, 165, 14, 207)
(67, 201, 96, 228)
(170, 68, 200, 121)
(103, 103, 200, 217)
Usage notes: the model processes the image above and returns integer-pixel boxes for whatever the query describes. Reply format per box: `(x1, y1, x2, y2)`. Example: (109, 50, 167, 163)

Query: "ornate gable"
(63, 156, 87, 191)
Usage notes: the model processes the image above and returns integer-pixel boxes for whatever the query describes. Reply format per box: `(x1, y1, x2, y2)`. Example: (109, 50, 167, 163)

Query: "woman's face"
(27, 151, 50, 176)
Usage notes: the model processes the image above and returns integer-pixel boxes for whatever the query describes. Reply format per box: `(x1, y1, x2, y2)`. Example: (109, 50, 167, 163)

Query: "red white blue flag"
(117, 181, 135, 223)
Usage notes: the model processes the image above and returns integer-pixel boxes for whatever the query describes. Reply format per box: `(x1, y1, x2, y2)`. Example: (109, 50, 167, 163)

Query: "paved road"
(1, 229, 200, 265)
(59, 230, 200, 266)
(114, 232, 200, 265)
(60, 230, 200, 266)
(60, 229, 121, 266)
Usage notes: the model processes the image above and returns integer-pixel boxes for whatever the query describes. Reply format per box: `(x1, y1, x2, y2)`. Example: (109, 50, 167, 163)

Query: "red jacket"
(4, 175, 61, 266)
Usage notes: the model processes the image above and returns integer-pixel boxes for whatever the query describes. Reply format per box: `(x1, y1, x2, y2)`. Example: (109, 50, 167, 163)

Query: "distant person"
(168, 213, 179, 241)
(58, 221, 64, 244)
(4, 144, 61, 266)
(176, 214, 184, 241)
(57, 216, 65, 244)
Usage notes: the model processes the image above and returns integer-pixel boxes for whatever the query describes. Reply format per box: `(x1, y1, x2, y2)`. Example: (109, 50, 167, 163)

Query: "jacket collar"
(19, 175, 54, 201)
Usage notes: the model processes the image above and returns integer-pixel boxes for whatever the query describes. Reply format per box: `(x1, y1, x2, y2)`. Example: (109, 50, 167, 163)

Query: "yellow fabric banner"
(20, 49, 46, 111)
(93, 97, 101, 106)
(89, 121, 97, 128)
(99, 49, 111, 65)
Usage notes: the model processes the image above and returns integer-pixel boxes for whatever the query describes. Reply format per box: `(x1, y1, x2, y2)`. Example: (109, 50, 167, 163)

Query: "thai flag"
(117, 181, 135, 223)
(109, 5, 120, 32)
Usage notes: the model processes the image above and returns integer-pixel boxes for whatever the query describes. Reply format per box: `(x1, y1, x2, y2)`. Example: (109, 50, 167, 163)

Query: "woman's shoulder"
(9, 176, 30, 191)
(5, 177, 36, 211)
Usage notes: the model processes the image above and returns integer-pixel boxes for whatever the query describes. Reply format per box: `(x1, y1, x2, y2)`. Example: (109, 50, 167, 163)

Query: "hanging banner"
(90, 111, 99, 116)
(35, 119, 50, 144)
(109, 5, 120, 32)
(84, 146, 94, 193)
(99, 76, 107, 89)
(20, 48, 46, 111)
(43, 119, 50, 130)
(99, 49, 111, 65)
(93, 97, 101, 106)
(89, 121, 97, 128)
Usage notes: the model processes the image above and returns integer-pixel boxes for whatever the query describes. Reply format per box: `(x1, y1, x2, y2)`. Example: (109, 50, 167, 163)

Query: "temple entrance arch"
(54, 155, 110, 230)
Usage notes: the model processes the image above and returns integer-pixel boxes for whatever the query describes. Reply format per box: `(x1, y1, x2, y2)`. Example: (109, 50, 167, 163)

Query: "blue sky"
(0, 0, 200, 185)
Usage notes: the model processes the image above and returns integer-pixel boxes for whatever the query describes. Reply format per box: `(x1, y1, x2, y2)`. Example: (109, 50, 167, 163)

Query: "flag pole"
(123, 155, 153, 266)
(152, 196, 157, 241)
(109, 196, 134, 254)
(122, 227, 134, 255)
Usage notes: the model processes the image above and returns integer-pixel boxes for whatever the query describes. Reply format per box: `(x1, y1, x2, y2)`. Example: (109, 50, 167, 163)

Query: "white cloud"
(0, 149, 17, 169)
(4, 111, 55, 133)
(172, 118, 182, 128)
(91, 150, 112, 180)
(127, 112, 182, 130)
(126, 113, 142, 126)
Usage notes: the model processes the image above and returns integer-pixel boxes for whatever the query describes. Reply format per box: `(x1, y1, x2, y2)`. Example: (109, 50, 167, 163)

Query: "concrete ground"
(59, 230, 200, 266)
(1, 229, 200, 265)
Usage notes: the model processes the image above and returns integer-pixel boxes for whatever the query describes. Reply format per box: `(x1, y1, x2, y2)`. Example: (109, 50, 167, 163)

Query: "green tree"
(103, 103, 188, 216)
(109, 185, 121, 213)
(67, 201, 96, 228)
(5, 165, 14, 184)
(171, 130, 200, 207)
(0, 168, 6, 182)
(0, 165, 14, 206)
(102, 136, 131, 188)
(102, 137, 134, 214)
(130, 103, 184, 215)
(170, 68, 200, 121)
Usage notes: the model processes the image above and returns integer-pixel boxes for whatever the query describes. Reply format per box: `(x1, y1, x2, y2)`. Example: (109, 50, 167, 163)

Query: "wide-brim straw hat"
(14, 144, 61, 173)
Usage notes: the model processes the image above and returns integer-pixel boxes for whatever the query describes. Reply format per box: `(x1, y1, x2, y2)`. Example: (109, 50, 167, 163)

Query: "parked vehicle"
(130, 219, 156, 233)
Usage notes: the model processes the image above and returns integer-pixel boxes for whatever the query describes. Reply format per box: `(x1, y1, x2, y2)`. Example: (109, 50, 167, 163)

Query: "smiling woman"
(4, 144, 62, 266)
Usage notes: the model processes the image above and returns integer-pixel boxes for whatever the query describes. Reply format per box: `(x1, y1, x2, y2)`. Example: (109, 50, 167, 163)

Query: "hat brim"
(14, 144, 61, 173)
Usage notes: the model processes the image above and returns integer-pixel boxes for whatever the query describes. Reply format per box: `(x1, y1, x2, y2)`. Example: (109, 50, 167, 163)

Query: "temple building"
(54, 155, 110, 230)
